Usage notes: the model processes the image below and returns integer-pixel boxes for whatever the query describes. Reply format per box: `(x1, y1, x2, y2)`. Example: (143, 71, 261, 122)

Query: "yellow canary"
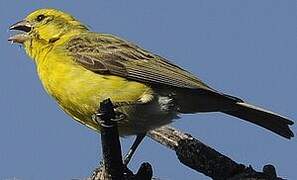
(9, 8, 294, 139)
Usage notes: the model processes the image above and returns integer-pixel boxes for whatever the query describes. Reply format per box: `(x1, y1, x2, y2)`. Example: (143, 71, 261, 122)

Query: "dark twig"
(90, 98, 153, 180)
(97, 98, 124, 179)
(148, 126, 284, 180)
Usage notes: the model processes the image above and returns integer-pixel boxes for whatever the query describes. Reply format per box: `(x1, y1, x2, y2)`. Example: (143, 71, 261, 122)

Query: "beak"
(8, 20, 33, 44)
(9, 20, 32, 32)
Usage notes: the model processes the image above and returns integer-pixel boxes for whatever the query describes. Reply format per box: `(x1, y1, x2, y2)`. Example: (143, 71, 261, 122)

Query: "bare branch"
(148, 126, 283, 180)
(90, 99, 153, 180)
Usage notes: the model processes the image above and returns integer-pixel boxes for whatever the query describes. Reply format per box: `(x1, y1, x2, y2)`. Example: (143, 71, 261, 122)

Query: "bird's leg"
(123, 133, 146, 165)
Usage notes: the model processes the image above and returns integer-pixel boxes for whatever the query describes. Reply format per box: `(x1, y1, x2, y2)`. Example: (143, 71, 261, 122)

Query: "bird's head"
(8, 8, 88, 45)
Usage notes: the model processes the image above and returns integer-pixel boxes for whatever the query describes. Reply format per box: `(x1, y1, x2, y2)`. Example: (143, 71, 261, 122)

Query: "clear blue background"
(1, 1, 296, 179)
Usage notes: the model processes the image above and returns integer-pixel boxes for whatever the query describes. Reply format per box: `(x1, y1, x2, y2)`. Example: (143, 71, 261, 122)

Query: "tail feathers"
(222, 102, 294, 139)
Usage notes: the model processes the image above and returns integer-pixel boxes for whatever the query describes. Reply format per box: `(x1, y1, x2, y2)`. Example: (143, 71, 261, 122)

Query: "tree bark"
(148, 126, 283, 180)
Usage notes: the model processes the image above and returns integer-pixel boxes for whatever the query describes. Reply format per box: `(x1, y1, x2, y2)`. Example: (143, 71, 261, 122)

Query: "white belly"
(116, 95, 179, 135)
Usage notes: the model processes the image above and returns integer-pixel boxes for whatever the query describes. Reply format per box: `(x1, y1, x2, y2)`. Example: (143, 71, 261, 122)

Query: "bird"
(9, 8, 294, 164)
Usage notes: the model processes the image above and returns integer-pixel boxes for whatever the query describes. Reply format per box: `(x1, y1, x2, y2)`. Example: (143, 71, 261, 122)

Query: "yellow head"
(8, 8, 88, 45)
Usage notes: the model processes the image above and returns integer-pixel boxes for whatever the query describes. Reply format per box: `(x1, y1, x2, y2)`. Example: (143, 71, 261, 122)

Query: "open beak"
(8, 20, 32, 44)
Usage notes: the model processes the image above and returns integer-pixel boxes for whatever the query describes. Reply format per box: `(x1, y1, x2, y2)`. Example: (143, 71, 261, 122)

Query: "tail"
(174, 88, 294, 139)
(222, 101, 294, 139)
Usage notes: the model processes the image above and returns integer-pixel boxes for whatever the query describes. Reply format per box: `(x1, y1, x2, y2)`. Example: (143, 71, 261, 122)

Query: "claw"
(111, 111, 127, 122)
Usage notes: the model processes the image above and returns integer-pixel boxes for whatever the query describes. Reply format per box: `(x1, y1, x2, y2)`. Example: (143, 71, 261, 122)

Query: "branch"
(90, 99, 153, 180)
(148, 126, 283, 180)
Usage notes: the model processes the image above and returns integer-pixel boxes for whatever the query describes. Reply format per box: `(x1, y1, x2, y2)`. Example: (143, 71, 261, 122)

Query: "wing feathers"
(66, 33, 213, 90)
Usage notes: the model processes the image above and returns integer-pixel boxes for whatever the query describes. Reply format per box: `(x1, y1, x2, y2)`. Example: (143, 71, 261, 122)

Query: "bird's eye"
(36, 14, 46, 22)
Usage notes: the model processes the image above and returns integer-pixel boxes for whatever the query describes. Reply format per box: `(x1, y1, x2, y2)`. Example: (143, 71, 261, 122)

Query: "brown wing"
(65, 32, 214, 91)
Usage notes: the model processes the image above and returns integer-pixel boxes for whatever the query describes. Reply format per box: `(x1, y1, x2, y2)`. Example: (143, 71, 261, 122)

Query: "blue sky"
(1, 1, 296, 179)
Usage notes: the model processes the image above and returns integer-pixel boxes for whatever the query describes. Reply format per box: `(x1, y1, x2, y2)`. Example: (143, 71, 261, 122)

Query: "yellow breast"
(35, 47, 153, 131)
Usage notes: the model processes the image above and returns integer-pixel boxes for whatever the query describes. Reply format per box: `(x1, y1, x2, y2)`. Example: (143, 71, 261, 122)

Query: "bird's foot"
(92, 108, 126, 125)
(112, 111, 127, 122)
